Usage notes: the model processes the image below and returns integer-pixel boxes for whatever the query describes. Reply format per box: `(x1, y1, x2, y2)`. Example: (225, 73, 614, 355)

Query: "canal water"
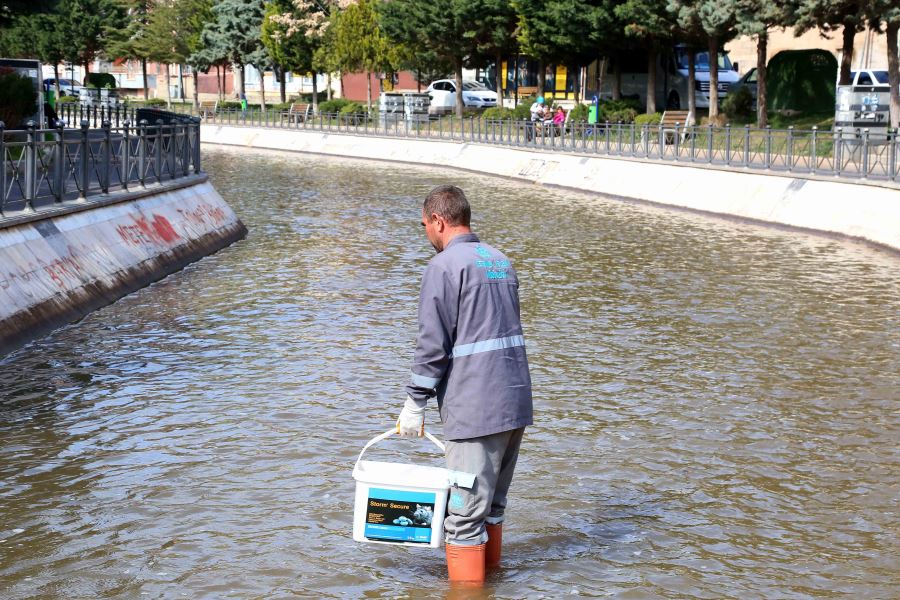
(1, 147, 898, 599)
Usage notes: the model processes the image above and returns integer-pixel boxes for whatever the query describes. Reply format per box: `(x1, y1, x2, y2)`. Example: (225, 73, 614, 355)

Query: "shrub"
(86, 72, 117, 89)
(318, 98, 351, 114)
(272, 102, 293, 111)
(598, 98, 643, 123)
(0, 69, 38, 127)
(339, 101, 366, 115)
(482, 106, 514, 120)
(634, 112, 662, 126)
(56, 95, 79, 104)
(722, 85, 754, 120)
(511, 102, 532, 120)
(569, 103, 590, 122)
(145, 98, 167, 107)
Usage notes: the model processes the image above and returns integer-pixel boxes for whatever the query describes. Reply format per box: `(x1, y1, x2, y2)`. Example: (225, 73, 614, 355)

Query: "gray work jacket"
(406, 233, 533, 440)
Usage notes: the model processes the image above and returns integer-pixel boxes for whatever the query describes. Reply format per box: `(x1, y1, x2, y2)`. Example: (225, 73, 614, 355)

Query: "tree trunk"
(259, 67, 267, 110)
(178, 64, 185, 101)
(53, 64, 60, 99)
(165, 63, 172, 109)
(646, 47, 657, 114)
(538, 60, 545, 98)
(756, 31, 768, 128)
(142, 58, 148, 100)
(366, 71, 372, 114)
(312, 71, 319, 114)
(215, 64, 221, 100)
(839, 24, 855, 85)
(279, 67, 286, 104)
(708, 36, 719, 119)
(688, 50, 696, 125)
(496, 51, 503, 100)
(613, 58, 621, 100)
(192, 69, 199, 109)
(238, 64, 246, 99)
(455, 61, 464, 118)
(887, 22, 900, 130)
(327, 73, 333, 100)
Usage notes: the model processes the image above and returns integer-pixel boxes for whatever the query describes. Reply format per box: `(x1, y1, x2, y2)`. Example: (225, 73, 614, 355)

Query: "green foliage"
(56, 95, 79, 104)
(722, 85, 753, 119)
(0, 70, 39, 128)
(599, 98, 644, 122)
(515, 0, 609, 64)
(568, 103, 589, 121)
(144, 97, 168, 106)
(767, 49, 837, 113)
(61, 0, 125, 68)
(634, 112, 662, 125)
(482, 106, 515, 119)
(510, 102, 532, 120)
(339, 102, 367, 115)
(318, 98, 352, 114)
(86, 72, 117, 89)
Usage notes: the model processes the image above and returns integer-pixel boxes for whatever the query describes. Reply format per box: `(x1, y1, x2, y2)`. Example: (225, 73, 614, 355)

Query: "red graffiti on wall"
(177, 203, 227, 228)
(117, 214, 182, 247)
(39, 251, 86, 288)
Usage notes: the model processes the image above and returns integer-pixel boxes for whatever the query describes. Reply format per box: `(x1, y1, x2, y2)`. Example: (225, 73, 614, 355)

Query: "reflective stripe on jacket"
(405, 233, 533, 440)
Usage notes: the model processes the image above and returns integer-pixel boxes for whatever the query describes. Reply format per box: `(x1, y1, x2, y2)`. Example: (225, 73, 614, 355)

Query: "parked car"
(426, 79, 497, 114)
(733, 67, 758, 108)
(44, 77, 83, 97)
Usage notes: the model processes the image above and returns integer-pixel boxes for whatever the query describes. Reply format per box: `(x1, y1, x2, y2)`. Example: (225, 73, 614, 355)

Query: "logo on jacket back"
(474, 245, 509, 279)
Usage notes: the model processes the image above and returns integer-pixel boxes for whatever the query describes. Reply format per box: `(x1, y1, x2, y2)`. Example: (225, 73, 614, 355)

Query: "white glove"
(396, 395, 426, 437)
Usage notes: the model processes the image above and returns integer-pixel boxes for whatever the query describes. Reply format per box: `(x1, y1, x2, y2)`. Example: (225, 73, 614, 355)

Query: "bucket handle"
(354, 428, 445, 473)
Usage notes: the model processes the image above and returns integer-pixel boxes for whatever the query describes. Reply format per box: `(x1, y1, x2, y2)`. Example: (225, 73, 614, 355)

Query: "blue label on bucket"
(364, 487, 436, 543)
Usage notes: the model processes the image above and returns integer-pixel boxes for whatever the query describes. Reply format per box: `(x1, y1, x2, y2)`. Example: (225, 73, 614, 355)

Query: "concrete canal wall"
(201, 125, 900, 253)
(0, 176, 247, 355)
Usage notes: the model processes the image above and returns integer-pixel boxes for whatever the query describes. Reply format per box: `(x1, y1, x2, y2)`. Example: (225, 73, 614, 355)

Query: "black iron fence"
(196, 106, 899, 184)
(1, 114, 201, 218)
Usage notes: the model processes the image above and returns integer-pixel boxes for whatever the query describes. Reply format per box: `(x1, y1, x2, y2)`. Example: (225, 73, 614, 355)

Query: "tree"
(616, 0, 675, 114)
(794, 0, 866, 86)
(866, 0, 900, 129)
(106, 0, 153, 99)
(731, 0, 792, 127)
(332, 0, 391, 113)
(668, 0, 706, 122)
(514, 0, 608, 101)
(198, 0, 267, 100)
(60, 0, 125, 78)
(381, 0, 505, 117)
(140, 0, 189, 107)
(470, 0, 518, 98)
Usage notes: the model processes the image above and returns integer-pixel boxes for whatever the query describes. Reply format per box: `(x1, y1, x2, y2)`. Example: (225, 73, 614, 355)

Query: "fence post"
(0, 121, 5, 212)
(764, 126, 772, 169)
(786, 126, 794, 172)
(181, 121, 190, 176)
(193, 117, 202, 174)
(834, 128, 843, 177)
(168, 122, 177, 180)
(79, 120, 90, 199)
(101, 120, 111, 193)
(121, 120, 130, 191)
(743, 124, 751, 166)
(138, 119, 148, 187)
(810, 126, 817, 175)
(155, 119, 164, 185)
(861, 128, 869, 179)
(24, 121, 37, 208)
(889, 128, 897, 182)
(55, 122, 66, 201)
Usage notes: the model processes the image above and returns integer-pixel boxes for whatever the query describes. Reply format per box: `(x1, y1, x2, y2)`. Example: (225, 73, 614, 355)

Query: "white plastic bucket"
(352, 429, 451, 548)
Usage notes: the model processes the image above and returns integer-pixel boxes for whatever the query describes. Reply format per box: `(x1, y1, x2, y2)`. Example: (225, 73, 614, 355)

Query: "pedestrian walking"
(396, 184, 533, 585)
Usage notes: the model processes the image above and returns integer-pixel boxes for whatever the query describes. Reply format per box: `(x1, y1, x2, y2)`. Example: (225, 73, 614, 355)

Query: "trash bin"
(136, 108, 196, 134)
(403, 92, 430, 124)
(588, 95, 600, 124)
(379, 92, 404, 128)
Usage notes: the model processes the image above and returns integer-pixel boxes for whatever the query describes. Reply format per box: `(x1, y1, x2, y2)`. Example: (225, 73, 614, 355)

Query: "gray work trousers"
(444, 427, 525, 546)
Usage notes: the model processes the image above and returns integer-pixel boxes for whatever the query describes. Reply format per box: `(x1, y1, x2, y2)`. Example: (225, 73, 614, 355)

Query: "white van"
(603, 45, 742, 110)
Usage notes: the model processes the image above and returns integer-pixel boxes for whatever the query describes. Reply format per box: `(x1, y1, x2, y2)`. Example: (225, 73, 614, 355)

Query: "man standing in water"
(397, 184, 533, 584)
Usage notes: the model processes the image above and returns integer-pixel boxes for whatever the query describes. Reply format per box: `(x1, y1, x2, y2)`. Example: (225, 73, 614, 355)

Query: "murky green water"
(1, 146, 898, 599)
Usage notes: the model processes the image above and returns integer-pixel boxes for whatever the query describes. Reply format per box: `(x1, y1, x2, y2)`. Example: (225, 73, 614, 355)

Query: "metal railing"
(1, 115, 201, 218)
(195, 107, 899, 184)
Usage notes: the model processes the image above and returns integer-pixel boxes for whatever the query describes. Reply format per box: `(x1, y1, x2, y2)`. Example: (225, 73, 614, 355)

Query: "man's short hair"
(423, 185, 471, 227)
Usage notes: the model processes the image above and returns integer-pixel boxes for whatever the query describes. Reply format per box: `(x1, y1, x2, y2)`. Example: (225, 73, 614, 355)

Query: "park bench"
(198, 100, 218, 118)
(516, 86, 539, 100)
(286, 102, 311, 124)
(660, 109, 693, 144)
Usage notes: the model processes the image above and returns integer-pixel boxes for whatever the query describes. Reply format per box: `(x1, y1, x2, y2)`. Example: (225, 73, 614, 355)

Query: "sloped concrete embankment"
(201, 125, 900, 253)
(0, 177, 247, 355)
